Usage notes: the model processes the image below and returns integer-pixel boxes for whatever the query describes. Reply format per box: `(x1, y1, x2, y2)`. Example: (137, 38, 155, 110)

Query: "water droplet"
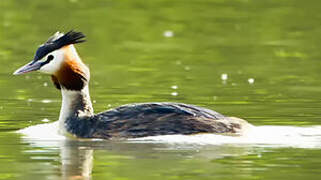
(171, 85, 178, 89)
(171, 92, 178, 96)
(184, 66, 190, 71)
(257, 154, 262, 158)
(93, 100, 97, 104)
(41, 99, 52, 103)
(41, 118, 50, 122)
(221, 73, 228, 81)
(248, 78, 255, 84)
(43, 82, 48, 87)
(163, 30, 174, 38)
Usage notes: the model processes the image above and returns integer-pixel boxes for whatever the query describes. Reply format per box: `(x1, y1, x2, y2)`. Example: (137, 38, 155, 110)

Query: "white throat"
(58, 85, 94, 135)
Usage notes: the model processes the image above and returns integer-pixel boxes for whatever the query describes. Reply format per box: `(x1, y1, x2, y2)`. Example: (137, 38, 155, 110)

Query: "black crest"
(34, 30, 86, 61)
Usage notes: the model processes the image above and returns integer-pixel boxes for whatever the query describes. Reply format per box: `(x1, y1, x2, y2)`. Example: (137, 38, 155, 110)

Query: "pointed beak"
(13, 60, 42, 75)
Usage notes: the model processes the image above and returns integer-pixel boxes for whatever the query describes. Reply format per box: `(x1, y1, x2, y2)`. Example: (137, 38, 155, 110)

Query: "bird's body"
(13, 31, 252, 139)
(65, 102, 250, 139)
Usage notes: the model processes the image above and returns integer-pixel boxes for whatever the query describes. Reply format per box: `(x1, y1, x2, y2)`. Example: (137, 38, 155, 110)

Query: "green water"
(1, 0, 321, 179)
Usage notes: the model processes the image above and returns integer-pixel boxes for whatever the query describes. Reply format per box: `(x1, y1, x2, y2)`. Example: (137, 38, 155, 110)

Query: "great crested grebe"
(13, 31, 252, 139)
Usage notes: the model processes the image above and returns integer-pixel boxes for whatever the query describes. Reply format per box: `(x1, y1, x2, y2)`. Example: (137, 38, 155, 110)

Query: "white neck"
(58, 85, 94, 135)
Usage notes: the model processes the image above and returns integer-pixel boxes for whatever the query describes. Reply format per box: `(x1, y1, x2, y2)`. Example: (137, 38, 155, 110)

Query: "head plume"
(47, 30, 86, 45)
(34, 30, 86, 61)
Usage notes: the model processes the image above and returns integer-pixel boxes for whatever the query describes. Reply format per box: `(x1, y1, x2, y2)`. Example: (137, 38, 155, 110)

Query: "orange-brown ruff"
(13, 30, 252, 139)
(51, 46, 89, 90)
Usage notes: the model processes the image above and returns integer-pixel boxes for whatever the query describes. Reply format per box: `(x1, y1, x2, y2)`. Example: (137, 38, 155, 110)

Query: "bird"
(13, 30, 252, 139)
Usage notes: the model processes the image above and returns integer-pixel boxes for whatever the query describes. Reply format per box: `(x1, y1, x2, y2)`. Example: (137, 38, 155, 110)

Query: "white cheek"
(39, 50, 64, 74)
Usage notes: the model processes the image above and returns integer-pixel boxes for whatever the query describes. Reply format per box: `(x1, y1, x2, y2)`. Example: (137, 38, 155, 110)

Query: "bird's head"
(13, 30, 89, 91)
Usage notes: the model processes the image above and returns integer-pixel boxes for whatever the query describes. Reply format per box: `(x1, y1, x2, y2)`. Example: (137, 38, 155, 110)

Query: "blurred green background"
(0, 0, 321, 179)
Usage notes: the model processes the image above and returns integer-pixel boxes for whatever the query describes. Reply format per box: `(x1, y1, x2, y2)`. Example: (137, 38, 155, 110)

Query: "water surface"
(1, 0, 321, 179)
